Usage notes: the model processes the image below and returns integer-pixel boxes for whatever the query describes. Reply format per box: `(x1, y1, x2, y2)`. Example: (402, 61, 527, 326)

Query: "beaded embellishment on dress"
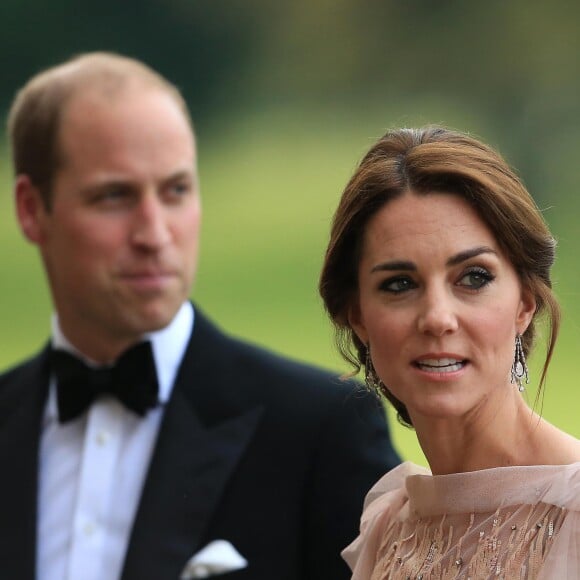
(370, 502, 565, 579)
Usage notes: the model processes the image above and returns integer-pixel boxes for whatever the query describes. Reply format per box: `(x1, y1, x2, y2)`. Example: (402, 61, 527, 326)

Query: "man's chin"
(131, 300, 183, 333)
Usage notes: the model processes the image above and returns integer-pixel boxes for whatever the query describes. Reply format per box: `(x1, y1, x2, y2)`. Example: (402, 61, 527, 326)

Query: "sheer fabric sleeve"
(538, 465, 580, 579)
(342, 462, 429, 579)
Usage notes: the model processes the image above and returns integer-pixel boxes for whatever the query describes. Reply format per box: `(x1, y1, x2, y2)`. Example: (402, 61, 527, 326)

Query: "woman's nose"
(416, 289, 459, 336)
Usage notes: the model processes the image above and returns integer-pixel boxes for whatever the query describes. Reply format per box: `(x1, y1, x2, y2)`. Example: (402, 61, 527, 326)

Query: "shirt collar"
(50, 301, 195, 406)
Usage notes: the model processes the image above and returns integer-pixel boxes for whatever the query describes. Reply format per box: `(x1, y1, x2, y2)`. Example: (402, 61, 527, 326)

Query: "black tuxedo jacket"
(0, 308, 399, 579)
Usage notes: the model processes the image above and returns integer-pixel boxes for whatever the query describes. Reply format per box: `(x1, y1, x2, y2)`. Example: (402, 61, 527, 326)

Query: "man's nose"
(130, 194, 171, 249)
(416, 287, 459, 336)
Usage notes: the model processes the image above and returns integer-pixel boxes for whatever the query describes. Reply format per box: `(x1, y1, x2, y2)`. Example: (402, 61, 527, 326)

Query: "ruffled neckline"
(403, 461, 580, 516)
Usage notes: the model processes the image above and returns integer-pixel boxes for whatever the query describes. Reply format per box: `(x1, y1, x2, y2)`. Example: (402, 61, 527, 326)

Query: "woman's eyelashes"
(377, 266, 495, 294)
(379, 275, 417, 294)
(457, 266, 495, 290)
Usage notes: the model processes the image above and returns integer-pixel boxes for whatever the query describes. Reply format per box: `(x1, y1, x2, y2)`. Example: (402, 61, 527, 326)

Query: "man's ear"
(347, 300, 369, 346)
(15, 175, 49, 245)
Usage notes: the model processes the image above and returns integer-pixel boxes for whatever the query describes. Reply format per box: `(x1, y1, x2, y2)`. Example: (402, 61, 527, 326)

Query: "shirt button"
(96, 431, 110, 446)
(83, 522, 96, 536)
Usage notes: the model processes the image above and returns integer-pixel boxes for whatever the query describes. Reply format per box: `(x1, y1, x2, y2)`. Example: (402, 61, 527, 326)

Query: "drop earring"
(510, 334, 529, 392)
(365, 346, 384, 397)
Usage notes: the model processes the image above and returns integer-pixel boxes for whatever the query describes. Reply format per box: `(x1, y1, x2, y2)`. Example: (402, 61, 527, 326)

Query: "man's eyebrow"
(80, 179, 134, 196)
(446, 246, 497, 266)
(369, 246, 497, 274)
(165, 169, 194, 181)
(161, 169, 198, 188)
(80, 169, 196, 192)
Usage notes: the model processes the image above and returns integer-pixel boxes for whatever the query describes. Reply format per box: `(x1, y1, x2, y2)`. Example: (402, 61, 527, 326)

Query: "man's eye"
(169, 181, 191, 196)
(379, 276, 416, 294)
(458, 268, 494, 290)
(104, 189, 126, 199)
(94, 188, 128, 202)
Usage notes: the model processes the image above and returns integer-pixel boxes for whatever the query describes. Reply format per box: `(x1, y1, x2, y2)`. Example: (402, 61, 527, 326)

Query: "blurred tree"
(0, 0, 264, 124)
(1, 0, 580, 200)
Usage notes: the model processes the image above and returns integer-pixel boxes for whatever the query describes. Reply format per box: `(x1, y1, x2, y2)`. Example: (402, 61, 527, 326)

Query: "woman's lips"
(413, 357, 468, 373)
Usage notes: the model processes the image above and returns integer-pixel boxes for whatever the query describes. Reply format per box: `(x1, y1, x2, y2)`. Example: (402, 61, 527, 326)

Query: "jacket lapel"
(121, 311, 264, 579)
(0, 349, 50, 578)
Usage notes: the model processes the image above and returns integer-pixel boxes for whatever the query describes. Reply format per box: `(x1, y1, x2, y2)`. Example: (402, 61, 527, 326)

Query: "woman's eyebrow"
(371, 260, 416, 273)
(370, 246, 497, 274)
(446, 246, 497, 266)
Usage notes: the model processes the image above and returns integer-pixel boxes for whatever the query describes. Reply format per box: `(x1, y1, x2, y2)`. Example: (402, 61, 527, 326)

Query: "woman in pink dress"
(319, 126, 580, 579)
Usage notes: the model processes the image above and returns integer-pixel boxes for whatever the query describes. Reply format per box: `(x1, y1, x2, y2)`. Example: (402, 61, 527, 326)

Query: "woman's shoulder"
(342, 462, 430, 577)
(362, 461, 430, 510)
(536, 419, 580, 464)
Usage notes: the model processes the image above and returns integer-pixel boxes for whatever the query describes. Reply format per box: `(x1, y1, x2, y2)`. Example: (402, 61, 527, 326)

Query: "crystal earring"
(365, 346, 384, 397)
(510, 334, 529, 392)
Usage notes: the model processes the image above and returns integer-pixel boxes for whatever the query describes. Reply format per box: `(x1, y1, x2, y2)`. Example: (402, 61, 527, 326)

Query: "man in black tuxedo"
(0, 52, 400, 579)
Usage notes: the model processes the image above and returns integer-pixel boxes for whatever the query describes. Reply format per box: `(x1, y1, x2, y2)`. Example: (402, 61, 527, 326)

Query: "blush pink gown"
(343, 461, 580, 579)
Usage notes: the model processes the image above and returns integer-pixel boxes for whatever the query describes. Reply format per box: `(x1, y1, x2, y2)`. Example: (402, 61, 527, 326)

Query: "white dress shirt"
(37, 302, 194, 580)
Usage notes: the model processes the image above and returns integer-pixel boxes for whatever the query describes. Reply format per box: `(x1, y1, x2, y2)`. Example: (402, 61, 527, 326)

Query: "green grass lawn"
(1, 106, 579, 466)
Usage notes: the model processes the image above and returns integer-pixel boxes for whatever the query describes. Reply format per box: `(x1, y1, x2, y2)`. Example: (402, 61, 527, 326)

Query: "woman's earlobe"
(517, 289, 537, 333)
(348, 304, 369, 345)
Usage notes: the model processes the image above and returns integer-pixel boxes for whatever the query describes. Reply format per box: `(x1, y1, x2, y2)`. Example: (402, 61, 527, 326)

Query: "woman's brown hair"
(319, 126, 560, 426)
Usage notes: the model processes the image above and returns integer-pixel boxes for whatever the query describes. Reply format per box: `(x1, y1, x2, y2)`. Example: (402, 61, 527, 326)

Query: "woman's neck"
(412, 392, 546, 475)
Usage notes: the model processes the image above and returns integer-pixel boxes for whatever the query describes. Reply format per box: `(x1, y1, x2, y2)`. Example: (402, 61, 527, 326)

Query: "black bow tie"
(50, 341, 159, 423)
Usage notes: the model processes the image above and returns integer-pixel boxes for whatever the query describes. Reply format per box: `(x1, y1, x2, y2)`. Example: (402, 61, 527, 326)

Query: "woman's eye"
(380, 276, 416, 294)
(458, 268, 494, 290)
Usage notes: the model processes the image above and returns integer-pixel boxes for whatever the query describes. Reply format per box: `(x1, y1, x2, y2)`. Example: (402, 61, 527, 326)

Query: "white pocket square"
(180, 539, 248, 579)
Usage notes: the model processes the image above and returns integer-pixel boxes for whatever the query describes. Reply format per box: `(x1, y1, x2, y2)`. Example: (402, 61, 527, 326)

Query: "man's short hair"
(7, 51, 192, 209)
